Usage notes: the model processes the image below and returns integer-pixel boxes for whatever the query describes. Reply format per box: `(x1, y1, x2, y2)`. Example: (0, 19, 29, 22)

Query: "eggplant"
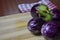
(28, 18, 46, 35)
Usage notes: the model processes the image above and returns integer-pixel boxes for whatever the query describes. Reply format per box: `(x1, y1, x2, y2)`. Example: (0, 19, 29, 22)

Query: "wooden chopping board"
(0, 12, 45, 40)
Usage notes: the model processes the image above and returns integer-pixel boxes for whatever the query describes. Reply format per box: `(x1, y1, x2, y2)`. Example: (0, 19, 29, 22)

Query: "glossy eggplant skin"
(41, 20, 59, 38)
(30, 3, 60, 39)
(52, 8, 60, 20)
(28, 18, 46, 35)
(31, 4, 40, 18)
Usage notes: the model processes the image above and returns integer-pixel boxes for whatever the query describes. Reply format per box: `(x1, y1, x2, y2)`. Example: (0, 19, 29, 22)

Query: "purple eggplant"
(52, 8, 60, 20)
(31, 4, 39, 18)
(41, 20, 59, 38)
(28, 18, 46, 35)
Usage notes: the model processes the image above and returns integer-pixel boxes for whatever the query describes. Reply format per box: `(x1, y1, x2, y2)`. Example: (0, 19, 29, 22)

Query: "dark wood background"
(0, 0, 60, 16)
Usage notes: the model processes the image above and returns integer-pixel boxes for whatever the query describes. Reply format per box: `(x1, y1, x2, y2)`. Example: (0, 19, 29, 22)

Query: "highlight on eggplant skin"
(28, 18, 46, 35)
(31, 4, 40, 18)
(41, 20, 59, 38)
(29, 3, 60, 39)
(52, 8, 60, 20)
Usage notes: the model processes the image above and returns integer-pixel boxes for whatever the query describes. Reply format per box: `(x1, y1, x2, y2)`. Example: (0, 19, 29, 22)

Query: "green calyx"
(36, 4, 53, 22)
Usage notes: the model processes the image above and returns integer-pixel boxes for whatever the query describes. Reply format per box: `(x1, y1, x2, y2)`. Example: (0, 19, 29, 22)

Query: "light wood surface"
(0, 12, 45, 40)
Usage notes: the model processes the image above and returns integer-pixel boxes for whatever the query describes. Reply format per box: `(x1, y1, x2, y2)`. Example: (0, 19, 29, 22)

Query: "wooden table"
(0, 0, 39, 16)
(0, 12, 45, 40)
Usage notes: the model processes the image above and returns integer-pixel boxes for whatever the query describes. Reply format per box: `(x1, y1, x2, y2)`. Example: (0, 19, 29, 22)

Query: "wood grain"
(0, 12, 45, 40)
